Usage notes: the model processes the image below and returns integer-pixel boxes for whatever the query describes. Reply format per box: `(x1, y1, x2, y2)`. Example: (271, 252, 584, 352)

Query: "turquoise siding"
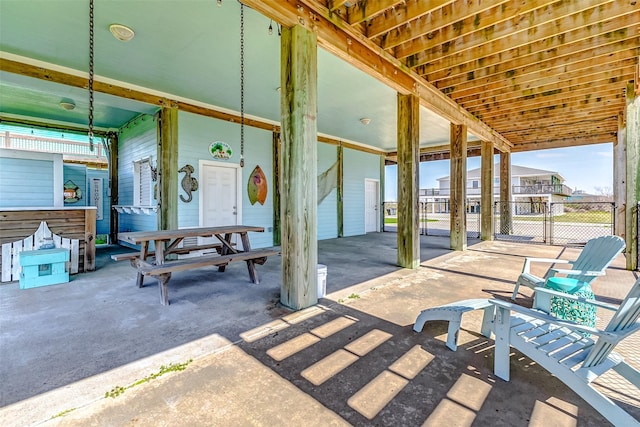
(317, 142, 338, 240)
(117, 115, 157, 233)
(177, 111, 274, 248)
(63, 164, 86, 207)
(87, 169, 110, 236)
(0, 158, 54, 207)
(343, 149, 381, 236)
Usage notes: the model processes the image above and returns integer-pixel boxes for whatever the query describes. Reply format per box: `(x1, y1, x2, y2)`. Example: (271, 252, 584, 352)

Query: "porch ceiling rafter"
(242, 0, 513, 153)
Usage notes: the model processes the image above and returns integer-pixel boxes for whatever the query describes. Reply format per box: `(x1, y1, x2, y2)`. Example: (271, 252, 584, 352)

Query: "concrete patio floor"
(0, 233, 638, 426)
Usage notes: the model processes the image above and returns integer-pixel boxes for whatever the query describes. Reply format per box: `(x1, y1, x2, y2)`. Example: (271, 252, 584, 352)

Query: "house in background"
(421, 164, 573, 214)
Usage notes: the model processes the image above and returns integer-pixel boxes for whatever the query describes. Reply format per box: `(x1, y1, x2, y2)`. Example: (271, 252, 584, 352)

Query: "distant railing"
(0, 131, 107, 160)
(512, 184, 572, 196)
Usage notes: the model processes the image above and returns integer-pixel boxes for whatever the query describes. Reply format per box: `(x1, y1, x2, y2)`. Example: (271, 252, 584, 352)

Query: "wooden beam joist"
(365, 0, 454, 39)
(410, 9, 639, 74)
(242, 0, 513, 152)
(511, 134, 618, 152)
(378, 0, 512, 50)
(346, 0, 402, 25)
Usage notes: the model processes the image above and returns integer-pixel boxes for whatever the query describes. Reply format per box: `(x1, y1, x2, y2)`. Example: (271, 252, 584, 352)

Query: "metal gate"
(494, 201, 615, 246)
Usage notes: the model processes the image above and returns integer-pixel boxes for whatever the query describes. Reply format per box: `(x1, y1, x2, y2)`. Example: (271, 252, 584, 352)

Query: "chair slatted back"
(583, 277, 640, 368)
(568, 236, 625, 284)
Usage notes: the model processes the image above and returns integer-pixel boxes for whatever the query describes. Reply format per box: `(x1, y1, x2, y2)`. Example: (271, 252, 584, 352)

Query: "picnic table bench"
(115, 225, 279, 305)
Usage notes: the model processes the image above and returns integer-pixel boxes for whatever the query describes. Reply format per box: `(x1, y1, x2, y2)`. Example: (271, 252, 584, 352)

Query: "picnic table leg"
(157, 272, 171, 306)
(218, 233, 233, 272)
(240, 232, 259, 284)
(136, 242, 149, 288)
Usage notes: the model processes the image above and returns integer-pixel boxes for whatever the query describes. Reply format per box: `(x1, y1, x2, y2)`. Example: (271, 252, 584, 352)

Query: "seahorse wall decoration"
(178, 164, 198, 203)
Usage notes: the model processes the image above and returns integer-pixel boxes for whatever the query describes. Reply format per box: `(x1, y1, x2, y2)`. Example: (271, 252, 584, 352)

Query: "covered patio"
(0, 234, 637, 426)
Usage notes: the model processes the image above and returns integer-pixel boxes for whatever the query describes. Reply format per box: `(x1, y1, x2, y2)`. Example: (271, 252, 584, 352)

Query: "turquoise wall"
(343, 148, 381, 236)
(63, 164, 86, 207)
(117, 115, 158, 233)
(86, 169, 110, 236)
(0, 157, 54, 207)
(177, 111, 274, 249)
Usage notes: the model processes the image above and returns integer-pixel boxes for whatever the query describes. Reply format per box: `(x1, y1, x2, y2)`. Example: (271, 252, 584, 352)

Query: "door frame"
(198, 159, 243, 227)
(364, 178, 380, 232)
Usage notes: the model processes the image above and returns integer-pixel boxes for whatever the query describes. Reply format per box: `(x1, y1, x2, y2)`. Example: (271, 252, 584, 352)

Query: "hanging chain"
(239, 3, 245, 167)
(88, 0, 95, 151)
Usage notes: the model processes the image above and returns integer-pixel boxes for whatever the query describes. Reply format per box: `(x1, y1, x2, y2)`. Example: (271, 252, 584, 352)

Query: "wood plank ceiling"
(305, 0, 640, 153)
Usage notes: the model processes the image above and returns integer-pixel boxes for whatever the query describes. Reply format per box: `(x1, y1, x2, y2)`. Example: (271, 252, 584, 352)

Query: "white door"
(200, 161, 241, 246)
(365, 179, 379, 233)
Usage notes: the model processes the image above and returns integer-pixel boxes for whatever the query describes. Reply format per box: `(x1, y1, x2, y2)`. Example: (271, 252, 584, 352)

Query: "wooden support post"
(108, 132, 119, 245)
(625, 82, 639, 270)
(337, 143, 344, 237)
(84, 208, 96, 271)
(158, 103, 179, 232)
(450, 123, 467, 251)
(499, 152, 512, 235)
(272, 132, 281, 246)
(280, 25, 318, 310)
(614, 113, 626, 240)
(481, 141, 494, 241)
(397, 93, 420, 268)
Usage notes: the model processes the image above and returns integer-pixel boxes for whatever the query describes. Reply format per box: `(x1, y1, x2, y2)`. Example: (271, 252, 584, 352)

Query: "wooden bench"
(135, 248, 280, 305)
(110, 243, 227, 262)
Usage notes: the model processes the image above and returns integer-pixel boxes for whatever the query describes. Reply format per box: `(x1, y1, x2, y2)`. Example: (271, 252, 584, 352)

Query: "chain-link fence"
(494, 201, 615, 245)
(494, 201, 547, 244)
(549, 202, 615, 245)
(382, 201, 480, 238)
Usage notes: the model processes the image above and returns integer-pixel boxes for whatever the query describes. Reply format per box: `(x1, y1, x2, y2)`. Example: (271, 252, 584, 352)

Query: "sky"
(384, 143, 614, 202)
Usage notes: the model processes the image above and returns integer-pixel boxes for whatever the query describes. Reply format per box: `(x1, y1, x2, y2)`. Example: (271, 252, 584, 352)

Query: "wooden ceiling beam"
(451, 62, 636, 101)
(346, 0, 403, 25)
(409, 9, 639, 73)
(378, 0, 512, 50)
(242, 0, 513, 152)
(435, 45, 639, 92)
(424, 35, 639, 85)
(394, 0, 561, 58)
(511, 134, 618, 152)
(398, 0, 622, 61)
(365, 0, 454, 39)
(459, 74, 631, 109)
(486, 109, 621, 128)
(446, 56, 637, 99)
(329, 0, 350, 12)
(471, 89, 625, 119)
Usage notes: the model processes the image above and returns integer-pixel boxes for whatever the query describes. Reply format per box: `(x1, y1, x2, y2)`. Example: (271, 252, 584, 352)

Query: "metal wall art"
(179, 164, 198, 203)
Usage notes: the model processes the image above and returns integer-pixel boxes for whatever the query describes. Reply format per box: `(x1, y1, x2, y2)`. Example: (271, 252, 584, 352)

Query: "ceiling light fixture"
(360, 118, 371, 125)
(59, 99, 76, 111)
(109, 24, 135, 42)
(217, 0, 222, 6)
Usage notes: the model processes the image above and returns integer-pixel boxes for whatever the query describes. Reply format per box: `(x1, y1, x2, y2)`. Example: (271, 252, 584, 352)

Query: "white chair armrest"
(489, 298, 615, 338)
(533, 287, 619, 311)
(521, 257, 572, 274)
(547, 268, 605, 277)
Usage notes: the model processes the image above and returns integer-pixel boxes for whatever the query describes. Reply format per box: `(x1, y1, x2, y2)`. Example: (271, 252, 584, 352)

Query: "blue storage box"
(19, 248, 70, 289)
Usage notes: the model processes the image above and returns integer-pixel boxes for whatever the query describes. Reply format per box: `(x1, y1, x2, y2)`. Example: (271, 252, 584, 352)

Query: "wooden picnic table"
(116, 225, 279, 305)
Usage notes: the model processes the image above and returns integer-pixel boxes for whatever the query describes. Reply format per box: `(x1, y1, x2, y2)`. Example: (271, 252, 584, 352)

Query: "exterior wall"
(63, 163, 86, 207)
(177, 111, 274, 249)
(86, 169, 110, 236)
(117, 115, 158, 234)
(115, 112, 382, 246)
(343, 148, 381, 236)
(0, 149, 61, 207)
(317, 142, 338, 240)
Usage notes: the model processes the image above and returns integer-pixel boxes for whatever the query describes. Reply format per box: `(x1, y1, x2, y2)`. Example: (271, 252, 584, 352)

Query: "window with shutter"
(133, 158, 154, 206)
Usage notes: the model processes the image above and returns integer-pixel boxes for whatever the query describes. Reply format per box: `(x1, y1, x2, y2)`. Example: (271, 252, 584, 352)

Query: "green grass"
(514, 211, 611, 223)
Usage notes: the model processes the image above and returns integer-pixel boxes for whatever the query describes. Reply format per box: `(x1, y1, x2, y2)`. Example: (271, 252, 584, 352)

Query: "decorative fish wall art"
(248, 165, 267, 205)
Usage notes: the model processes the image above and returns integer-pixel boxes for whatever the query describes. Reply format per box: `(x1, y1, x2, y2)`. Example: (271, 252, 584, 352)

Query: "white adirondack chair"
(491, 277, 640, 426)
(512, 235, 625, 300)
